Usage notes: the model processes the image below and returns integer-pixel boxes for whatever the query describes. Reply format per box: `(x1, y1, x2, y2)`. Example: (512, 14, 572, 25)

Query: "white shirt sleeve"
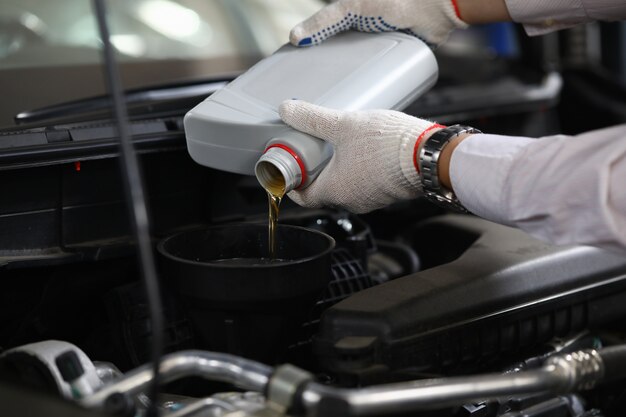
(505, 0, 626, 36)
(449, 124, 626, 253)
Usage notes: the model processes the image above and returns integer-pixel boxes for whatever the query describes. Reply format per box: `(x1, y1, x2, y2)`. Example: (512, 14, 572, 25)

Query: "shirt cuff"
(505, 0, 588, 36)
(449, 133, 535, 225)
(520, 22, 579, 36)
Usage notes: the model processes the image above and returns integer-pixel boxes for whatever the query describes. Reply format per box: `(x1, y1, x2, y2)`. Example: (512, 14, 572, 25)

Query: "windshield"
(0, 0, 324, 127)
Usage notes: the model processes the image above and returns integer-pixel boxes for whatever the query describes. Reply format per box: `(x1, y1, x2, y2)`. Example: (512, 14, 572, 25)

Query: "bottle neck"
(255, 146, 303, 195)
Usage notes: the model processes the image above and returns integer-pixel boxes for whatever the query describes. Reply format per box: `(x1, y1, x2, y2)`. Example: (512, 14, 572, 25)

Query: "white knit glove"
(290, 0, 467, 48)
(279, 100, 443, 214)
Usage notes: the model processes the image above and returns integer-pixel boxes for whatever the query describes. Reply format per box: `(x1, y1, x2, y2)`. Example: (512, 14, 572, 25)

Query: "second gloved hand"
(279, 100, 442, 214)
(290, 0, 467, 48)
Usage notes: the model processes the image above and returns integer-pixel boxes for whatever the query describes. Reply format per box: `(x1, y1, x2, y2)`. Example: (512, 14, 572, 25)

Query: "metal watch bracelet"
(418, 124, 481, 213)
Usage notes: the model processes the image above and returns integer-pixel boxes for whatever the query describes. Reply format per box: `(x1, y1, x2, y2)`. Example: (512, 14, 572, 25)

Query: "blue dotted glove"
(290, 0, 467, 48)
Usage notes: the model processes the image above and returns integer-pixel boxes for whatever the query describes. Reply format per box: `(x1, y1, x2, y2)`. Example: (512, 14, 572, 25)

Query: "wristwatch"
(418, 124, 481, 213)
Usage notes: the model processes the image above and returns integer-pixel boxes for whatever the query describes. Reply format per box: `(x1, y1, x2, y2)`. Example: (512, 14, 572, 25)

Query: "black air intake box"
(315, 215, 626, 383)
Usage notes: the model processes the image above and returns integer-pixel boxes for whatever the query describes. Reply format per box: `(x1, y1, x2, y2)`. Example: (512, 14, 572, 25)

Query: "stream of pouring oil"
(267, 191, 283, 258)
(262, 164, 286, 259)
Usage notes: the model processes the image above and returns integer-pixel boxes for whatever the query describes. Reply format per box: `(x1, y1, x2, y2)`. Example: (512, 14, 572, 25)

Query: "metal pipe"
(300, 350, 604, 417)
(93, 361, 123, 384)
(302, 367, 564, 416)
(166, 398, 237, 417)
(83, 349, 607, 417)
(82, 351, 273, 409)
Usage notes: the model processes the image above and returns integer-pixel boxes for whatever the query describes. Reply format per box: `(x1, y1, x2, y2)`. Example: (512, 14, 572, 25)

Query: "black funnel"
(158, 223, 335, 363)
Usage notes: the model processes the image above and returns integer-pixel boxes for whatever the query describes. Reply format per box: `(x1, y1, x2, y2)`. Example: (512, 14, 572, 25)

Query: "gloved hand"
(279, 100, 443, 213)
(289, 0, 467, 48)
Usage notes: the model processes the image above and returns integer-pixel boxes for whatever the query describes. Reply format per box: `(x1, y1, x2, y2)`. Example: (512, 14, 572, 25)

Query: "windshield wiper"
(14, 79, 229, 125)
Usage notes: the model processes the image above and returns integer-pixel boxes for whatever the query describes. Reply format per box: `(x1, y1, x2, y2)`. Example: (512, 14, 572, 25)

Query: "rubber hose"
(599, 345, 626, 383)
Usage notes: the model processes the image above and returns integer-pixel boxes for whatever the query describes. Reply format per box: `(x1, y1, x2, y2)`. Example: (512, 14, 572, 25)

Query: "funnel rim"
(157, 223, 335, 269)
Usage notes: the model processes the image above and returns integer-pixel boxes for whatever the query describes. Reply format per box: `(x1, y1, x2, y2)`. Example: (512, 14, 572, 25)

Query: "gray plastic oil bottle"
(184, 31, 438, 193)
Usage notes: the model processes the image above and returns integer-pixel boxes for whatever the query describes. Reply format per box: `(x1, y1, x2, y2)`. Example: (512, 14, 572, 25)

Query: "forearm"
(457, 0, 626, 35)
(432, 125, 626, 253)
(456, 0, 512, 24)
(437, 132, 471, 190)
(417, 127, 471, 191)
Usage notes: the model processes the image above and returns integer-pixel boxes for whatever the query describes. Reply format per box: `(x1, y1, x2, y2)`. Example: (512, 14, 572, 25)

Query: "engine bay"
(2, 8, 626, 415)
(3, 168, 626, 417)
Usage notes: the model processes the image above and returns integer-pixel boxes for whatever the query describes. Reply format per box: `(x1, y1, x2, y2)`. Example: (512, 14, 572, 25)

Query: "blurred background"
(0, 0, 624, 134)
(0, 0, 322, 127)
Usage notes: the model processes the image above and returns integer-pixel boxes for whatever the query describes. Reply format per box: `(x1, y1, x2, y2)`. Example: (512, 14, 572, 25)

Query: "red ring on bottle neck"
(264, 144, 307, 189)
